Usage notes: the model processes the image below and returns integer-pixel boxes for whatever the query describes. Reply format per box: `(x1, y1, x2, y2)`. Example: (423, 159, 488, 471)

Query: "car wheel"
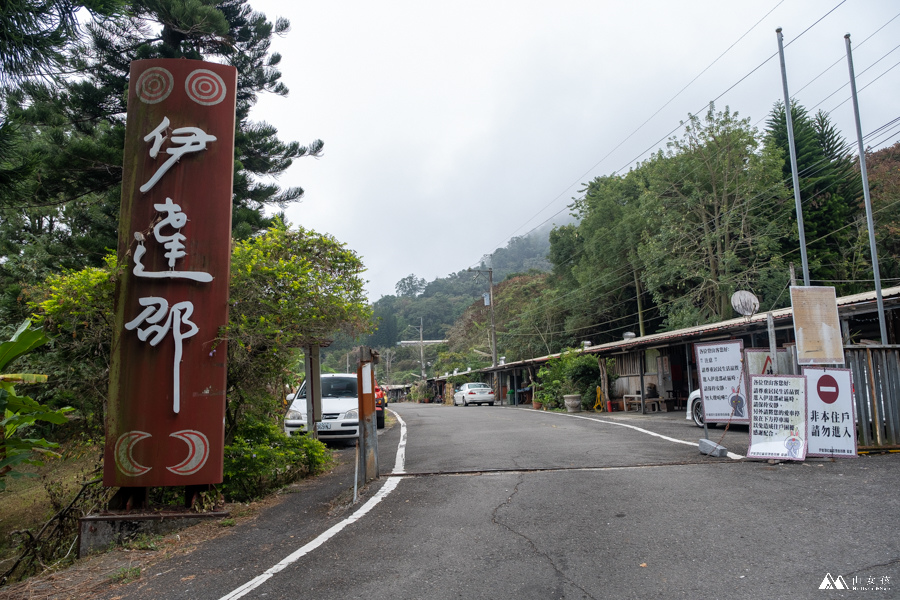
(489, 402, 495, 406)
(691, 398, 708, 428)
(376, 410, 385, 429)
(463, 398, 468, 407)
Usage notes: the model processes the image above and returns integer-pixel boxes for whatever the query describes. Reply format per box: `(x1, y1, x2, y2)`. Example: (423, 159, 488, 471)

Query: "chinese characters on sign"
(103, 59, 236, 488)
(803, 367, 857, 458)
(695, 340, 749, 424)
(747, 375, 807, 461)
(791, 286, 844, 365)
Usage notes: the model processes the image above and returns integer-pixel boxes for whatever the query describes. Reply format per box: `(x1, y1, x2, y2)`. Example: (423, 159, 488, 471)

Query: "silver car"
(453, 382, 496, 406)
(285, 374, 360, 443)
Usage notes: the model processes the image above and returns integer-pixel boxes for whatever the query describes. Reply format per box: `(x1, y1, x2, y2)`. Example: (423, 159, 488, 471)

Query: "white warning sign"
(748, 375, 807, 461)
(695, 340, 749, 424)
(803, 367, 857, 458)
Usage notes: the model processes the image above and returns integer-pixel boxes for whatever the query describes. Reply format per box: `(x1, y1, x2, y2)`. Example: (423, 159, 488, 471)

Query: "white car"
(686, 390, 705, 427)
(285, 374, 360, 443)
(453, 382, 496, 406)
(686, 389, 730, 428)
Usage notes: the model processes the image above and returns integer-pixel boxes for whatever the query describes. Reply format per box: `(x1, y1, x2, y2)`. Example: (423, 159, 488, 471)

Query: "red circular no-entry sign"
(817, 374, 840, 404)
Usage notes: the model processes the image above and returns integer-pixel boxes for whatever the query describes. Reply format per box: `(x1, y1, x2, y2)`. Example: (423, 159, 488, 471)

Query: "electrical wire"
(478, 0, 862, 272)
(491, 117, 900, 341)
(483, 1, 789, 256)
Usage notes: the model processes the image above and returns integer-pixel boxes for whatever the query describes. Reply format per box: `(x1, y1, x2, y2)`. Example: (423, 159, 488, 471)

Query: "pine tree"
(0, 0, 322, 320)
(765, 102, 862, 291)
(0, 0, 123, 84)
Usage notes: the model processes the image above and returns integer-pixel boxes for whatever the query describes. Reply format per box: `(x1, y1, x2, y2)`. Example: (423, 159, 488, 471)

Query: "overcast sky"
(247, 0, 900, 302)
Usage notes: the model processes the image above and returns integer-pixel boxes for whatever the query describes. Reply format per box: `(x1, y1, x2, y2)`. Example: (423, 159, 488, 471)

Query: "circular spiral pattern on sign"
(185, 69, 227, 105)
(136, 67, 174, 104)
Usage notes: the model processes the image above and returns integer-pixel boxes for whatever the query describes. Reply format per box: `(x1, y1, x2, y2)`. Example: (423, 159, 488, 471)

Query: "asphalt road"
(101, 402, 900, 599)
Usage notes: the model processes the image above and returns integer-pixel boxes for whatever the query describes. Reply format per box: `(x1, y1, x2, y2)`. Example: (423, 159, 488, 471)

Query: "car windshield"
(470, 384, 489, 389)
(322, 377, 358, 397)
(297, 376, 359, 399)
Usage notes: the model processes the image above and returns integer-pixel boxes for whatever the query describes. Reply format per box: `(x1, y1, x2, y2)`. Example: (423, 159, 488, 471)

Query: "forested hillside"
(320, 228, 554, 382)
(348, 105, 900, 384)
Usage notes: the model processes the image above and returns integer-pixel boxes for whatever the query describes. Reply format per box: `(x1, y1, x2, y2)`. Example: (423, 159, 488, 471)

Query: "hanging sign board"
(744, 348, 791, 376)
(747, 374, 807, 461)
(803, 367, 857, 458)
(791, 286, 844, 365)
(695, 340, 749, 424)
(104, 59, 237, 488)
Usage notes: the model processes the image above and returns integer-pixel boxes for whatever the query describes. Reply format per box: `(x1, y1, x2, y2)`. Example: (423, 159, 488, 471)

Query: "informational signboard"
(745, 348, 791, 376)
(791, 286, 844, 365)
(803, 367, 857, 458)
(695, 340, 749, 424)
(747, 375, 807, 461)
(104, 59, 237, 488)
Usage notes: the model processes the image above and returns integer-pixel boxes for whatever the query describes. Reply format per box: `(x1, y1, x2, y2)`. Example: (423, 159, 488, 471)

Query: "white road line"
(220, 410, 408, 600)
(519, 408, 745, 460)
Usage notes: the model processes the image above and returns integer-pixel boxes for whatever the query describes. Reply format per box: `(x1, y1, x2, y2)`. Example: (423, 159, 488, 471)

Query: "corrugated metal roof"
(477, 285, 900, 374)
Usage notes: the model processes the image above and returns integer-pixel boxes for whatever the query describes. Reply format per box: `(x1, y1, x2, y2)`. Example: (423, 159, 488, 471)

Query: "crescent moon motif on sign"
(114, 431, 152, 477)
(166, 430, 210, 476)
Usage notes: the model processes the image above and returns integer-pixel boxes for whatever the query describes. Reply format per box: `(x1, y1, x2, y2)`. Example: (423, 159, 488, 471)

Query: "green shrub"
(222, 420, 331, 502)
(535, 349, 603, 410)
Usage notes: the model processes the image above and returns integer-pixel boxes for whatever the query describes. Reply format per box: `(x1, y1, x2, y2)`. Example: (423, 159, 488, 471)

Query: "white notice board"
(803, 367, 857, 458)
(748, 374, 807, 461)
(695, 340, 749, 424)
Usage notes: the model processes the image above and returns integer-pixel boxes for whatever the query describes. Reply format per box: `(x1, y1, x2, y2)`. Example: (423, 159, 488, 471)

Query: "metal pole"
(776, 28, 811, 286)
(845, 34, 889, 344)
(639, 352, 646, 414)
(304, 345, 321, 440)
(489, 267, 497, 368)
(634, 269, 645, 337)
(419, 317, 425, 379)
(767, 312, 779, 375)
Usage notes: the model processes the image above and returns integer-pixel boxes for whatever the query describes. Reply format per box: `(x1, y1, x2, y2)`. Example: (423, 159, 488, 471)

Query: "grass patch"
(0, 443, 102, 566)
(108, 565, 141, 584)
(122, 534, 163, 551)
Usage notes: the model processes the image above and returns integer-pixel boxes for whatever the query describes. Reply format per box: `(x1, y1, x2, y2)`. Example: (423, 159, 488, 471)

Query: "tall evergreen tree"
(0, 0, 322, 321)
(639, 105, 790, 328)
(0, 0, 123, 84)
(765, 102, 862, 292)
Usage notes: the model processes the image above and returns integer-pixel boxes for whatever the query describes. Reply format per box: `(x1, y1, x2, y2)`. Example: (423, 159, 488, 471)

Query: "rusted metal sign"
(103, 59, 236, 488)
(791, 286, 844, 365)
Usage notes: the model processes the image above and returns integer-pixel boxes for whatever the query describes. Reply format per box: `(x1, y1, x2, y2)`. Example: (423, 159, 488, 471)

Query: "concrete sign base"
(699, 438, 728, 457)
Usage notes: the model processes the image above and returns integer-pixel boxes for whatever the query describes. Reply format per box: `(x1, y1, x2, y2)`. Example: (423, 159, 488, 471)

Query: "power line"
(492, 117, 900, 341)
(485, 1, 790, 254)
(479, 0, 861, 272)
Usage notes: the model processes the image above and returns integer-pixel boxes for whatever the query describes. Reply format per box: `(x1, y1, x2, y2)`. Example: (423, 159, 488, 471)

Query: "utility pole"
(776, 28, 811, 286)
(397, 326, 447, 379)
(845, 34, 889, 345)
(468, 265, 497, 367)
(419, 316, 425, 379)
(488, 267, 497, 368)
(634, 269, 645, 337)
(469, 263, 499, 402)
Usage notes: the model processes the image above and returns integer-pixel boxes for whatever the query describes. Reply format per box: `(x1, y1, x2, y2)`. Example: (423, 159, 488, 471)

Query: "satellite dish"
(731, 290, 759, 317)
